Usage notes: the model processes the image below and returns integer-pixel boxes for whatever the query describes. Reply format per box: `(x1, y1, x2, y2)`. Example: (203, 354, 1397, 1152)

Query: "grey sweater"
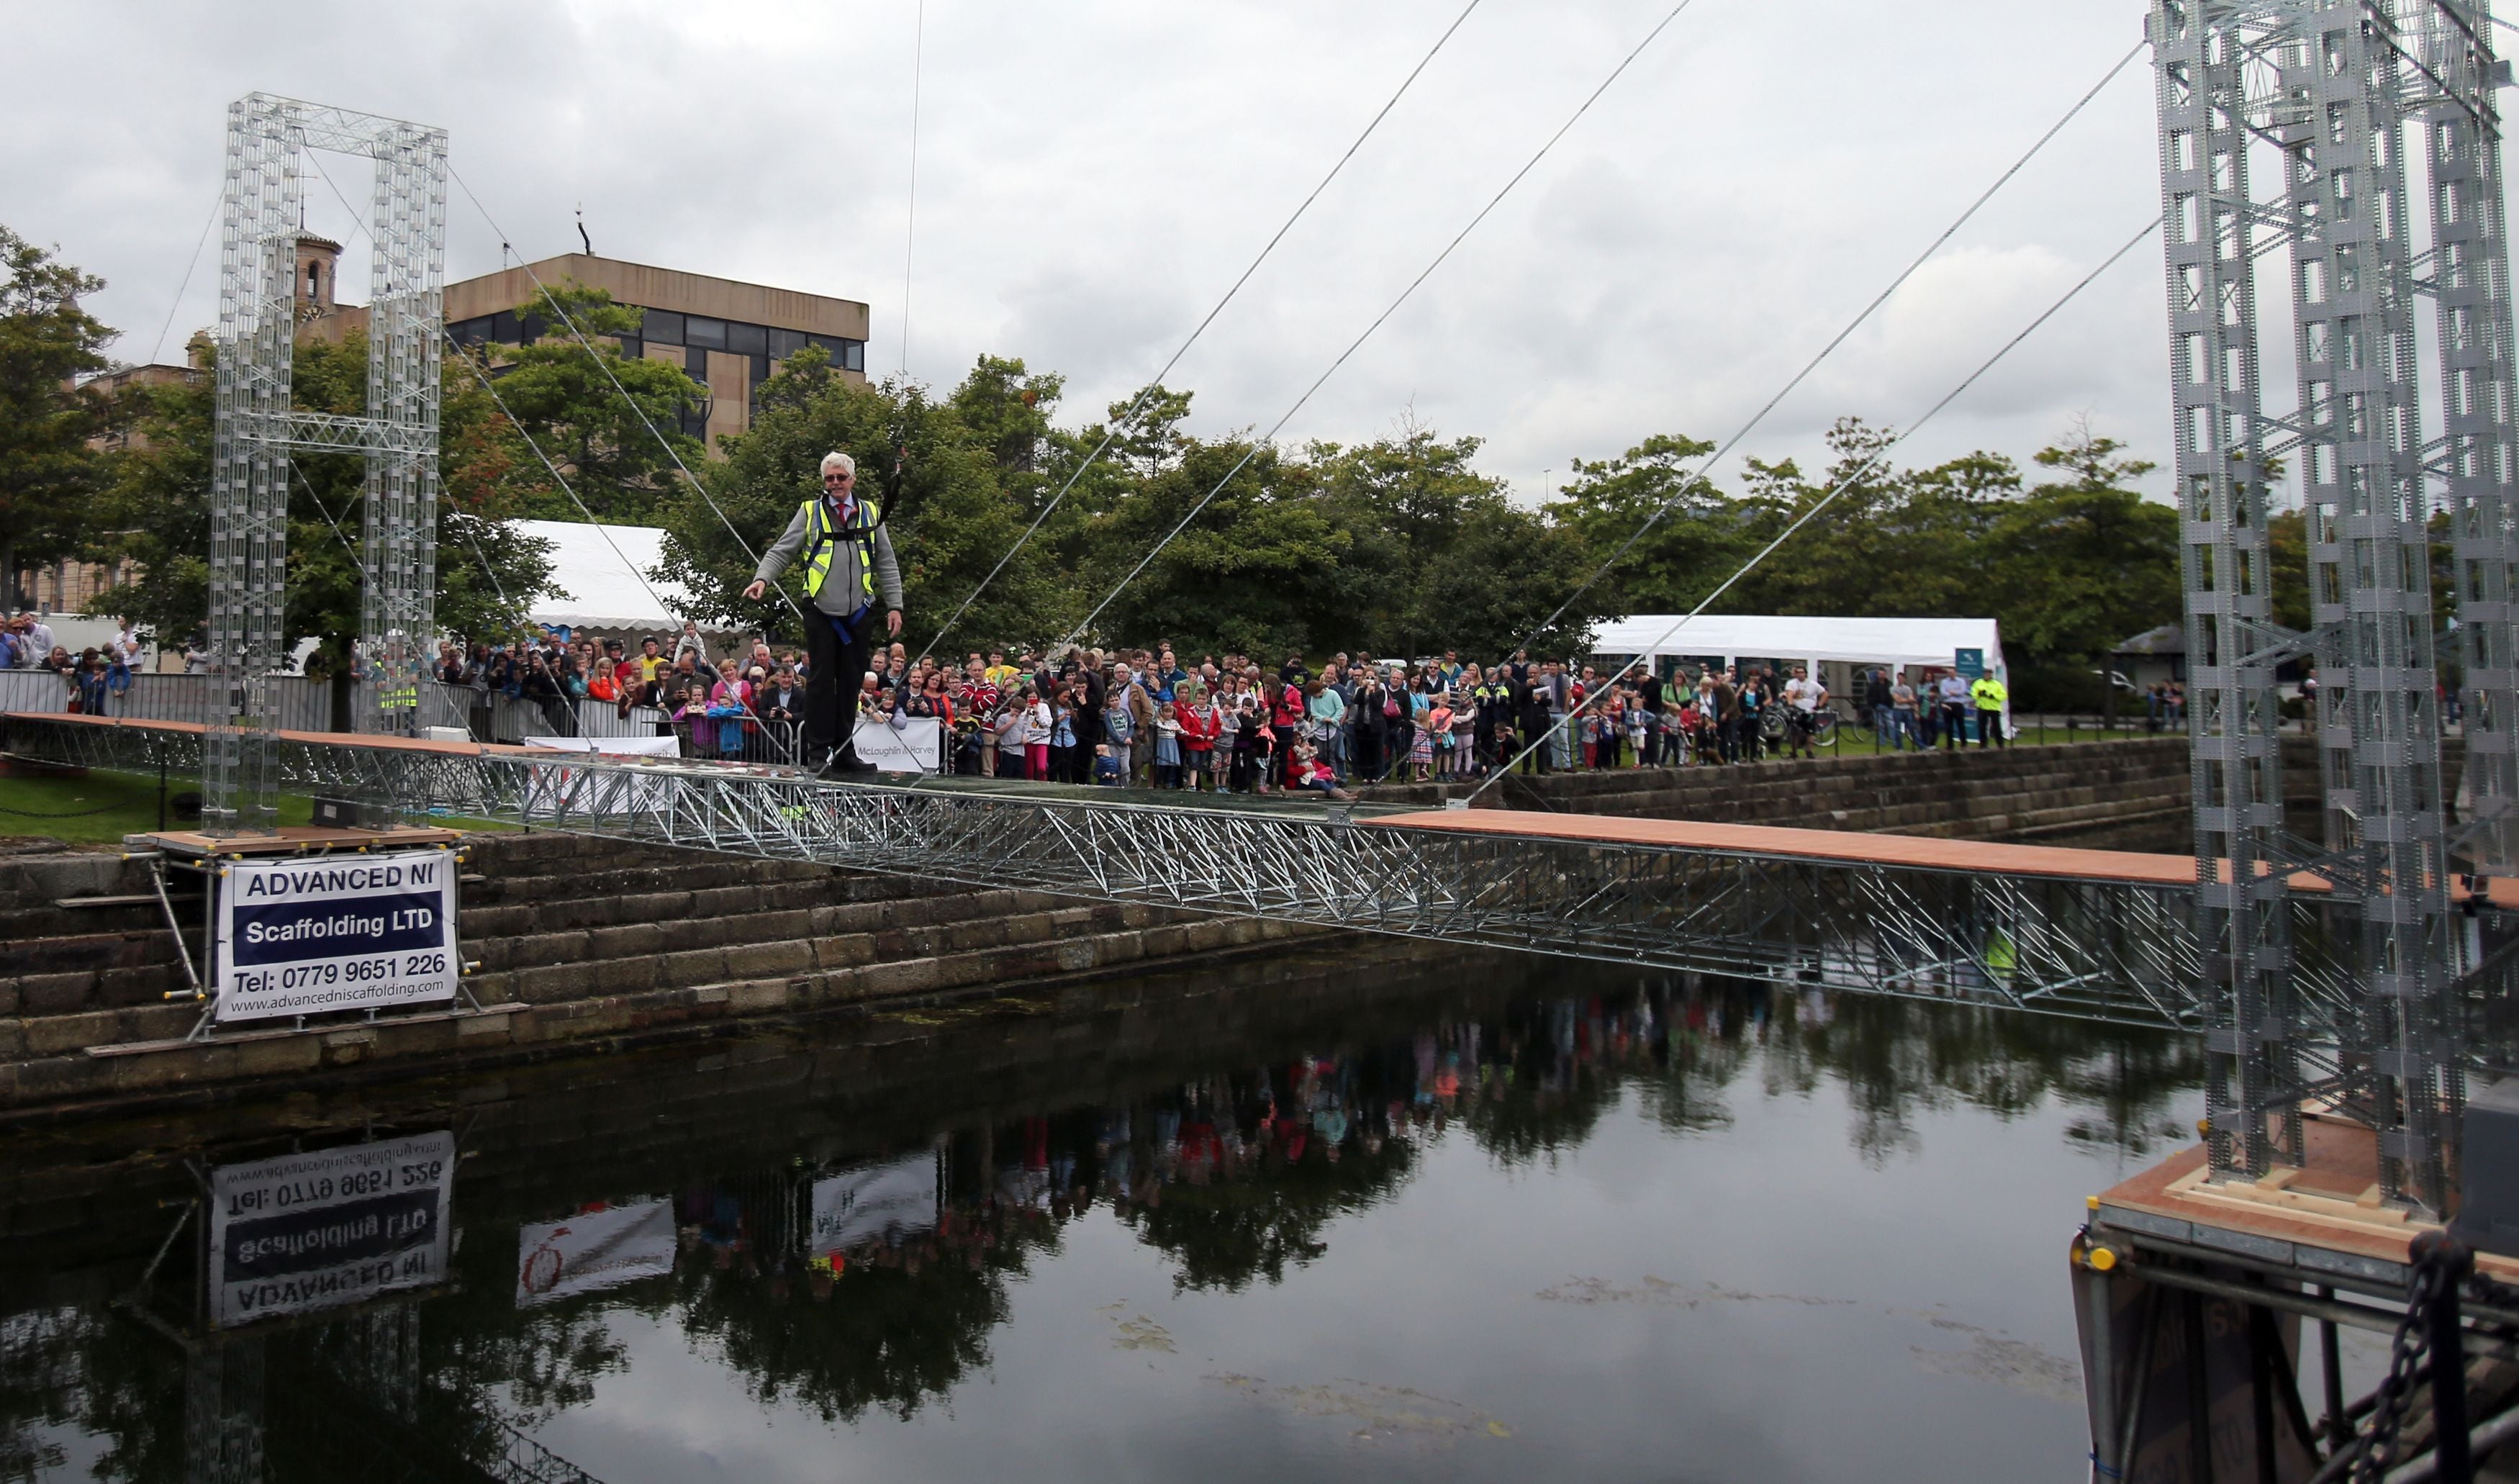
(754, 496, 904, 617)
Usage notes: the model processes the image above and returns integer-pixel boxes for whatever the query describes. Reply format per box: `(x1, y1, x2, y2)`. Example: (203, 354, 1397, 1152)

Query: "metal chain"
(2348, 1249, 2449, 1482)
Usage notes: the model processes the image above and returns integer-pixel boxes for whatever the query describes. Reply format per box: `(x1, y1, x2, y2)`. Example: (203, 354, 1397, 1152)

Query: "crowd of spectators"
(6, 612, 144, 715)
(406, 625, 2041, 784)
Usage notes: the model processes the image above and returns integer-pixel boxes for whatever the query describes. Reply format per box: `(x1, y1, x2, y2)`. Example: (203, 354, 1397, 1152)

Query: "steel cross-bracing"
(2148, 0, 2519, 1212)
(2151, 0, 2303, 1195)
(206, 94, 446, 836)
(3, 713, 2459, 1041)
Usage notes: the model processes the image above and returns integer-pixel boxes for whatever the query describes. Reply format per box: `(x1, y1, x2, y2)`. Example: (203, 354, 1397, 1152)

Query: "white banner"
(208, 1131, 455, 1328)
(808, 1153, 939, 1256)
(521, 734, 681, 758)
(215, 849, 458, 1023)
(853, 715, 944, 774)
(515, 1199, 676, 1306)
(520, 733, 679, 816)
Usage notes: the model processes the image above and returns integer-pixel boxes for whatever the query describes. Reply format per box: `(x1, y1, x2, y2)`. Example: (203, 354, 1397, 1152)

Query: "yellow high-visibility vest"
(799, 494, 882, 605)
(1971, 676, 2008, 710)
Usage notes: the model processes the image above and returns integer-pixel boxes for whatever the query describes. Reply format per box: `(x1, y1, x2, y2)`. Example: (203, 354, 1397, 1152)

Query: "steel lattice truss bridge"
(18, 712, 2513, 1054)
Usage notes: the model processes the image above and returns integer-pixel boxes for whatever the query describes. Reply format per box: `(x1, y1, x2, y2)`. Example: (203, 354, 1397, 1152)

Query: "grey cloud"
(11, 0, 2174, 500)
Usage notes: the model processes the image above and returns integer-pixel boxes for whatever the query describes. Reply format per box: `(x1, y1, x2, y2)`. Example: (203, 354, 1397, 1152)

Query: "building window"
(615, 335, 642, 361)
(643, 308, 684, 345)
(727, 321, 766, 358)
(685, 344, 709, 383)
(806, 335, 867, 373)
(768, 327, 806, 361)
(450, 317, 492, 347)
(685, 315, 727, 350)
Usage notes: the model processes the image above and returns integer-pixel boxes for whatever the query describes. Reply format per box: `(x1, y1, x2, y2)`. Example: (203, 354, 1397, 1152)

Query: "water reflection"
(0, 950, 2205, 1483)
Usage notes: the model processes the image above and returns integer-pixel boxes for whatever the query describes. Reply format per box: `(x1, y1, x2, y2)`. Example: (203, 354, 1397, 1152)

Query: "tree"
(1314, 420, 1606, 660)
(85, 330, 553, 666)
(0, 227, 114, 610)
(458, 283, 706, 523)
(1984, 425, 2177, 705)
(1545, 432, 1742, 617)
(658, 351, 1066, 654)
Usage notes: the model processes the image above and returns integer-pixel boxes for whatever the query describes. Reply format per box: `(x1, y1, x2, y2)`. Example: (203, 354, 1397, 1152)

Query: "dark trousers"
(1976, 708, 2006, 747)
(803, 607, 873, 763)
(1939, 702, 1967, 748)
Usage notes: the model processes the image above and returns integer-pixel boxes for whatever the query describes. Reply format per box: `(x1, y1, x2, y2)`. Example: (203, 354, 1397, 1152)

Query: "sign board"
(215, 849, 458, 1023)
(853, 716, 944, 774)
(516, 1199, 675, 1306)
(806, 1153, 939, 1256)
(207, 1131, 454, 1328)
(1953, 648, 1986, 682)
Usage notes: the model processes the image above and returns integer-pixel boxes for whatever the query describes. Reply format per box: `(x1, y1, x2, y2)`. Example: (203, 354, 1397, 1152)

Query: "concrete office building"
(301, 242, 872, 450)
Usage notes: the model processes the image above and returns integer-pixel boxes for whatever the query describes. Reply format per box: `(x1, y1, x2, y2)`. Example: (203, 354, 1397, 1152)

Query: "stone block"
(859, 958, 942, 997)
(231, 1035, 323, 1079)
(721, 941, 813, 979)
(16, 973, 95, 1017)
(725, 979, 792, 1014)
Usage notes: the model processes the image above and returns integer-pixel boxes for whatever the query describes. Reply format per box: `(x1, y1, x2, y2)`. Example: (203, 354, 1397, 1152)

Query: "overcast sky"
(11, 0, 2168, 502)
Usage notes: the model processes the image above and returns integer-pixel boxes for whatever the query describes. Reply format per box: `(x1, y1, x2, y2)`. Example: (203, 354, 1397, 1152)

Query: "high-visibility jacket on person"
(754, 492, 904, 618)
(1970, 676, 2008, 712)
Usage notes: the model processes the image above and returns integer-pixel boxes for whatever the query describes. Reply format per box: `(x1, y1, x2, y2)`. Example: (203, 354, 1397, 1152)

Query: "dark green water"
(2, 947, 2217, 1483)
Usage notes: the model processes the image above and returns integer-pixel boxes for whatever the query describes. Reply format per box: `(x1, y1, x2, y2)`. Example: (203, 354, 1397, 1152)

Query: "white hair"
(820, 451, 856, 479)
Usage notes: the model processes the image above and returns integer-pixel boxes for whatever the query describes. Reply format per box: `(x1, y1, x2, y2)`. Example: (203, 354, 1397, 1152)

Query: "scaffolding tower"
(207, 95, 446, 833)
(2150, 0, 2519, 1213)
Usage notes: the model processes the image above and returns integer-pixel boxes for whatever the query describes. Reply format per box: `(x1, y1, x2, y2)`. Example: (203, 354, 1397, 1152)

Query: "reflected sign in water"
(517, 1199, 677, 1306)
(207, 1131, 453, 1328)
(805, 1151, 941, 1260)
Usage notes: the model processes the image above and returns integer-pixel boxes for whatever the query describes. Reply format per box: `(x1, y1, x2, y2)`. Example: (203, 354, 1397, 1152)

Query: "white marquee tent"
(1589, 614, 2007, 682)
(516, 520, 694, 635)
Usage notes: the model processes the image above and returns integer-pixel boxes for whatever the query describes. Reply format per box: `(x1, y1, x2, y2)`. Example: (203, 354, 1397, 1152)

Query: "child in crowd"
(993, 698, 1028, 779)
(1049, 692, 1079, 784)
(1023, 687, 1052, 782)
(1103, 694, 1136, 784)
(1288, 742, 1356, 802)
(1425, 695, 1452, 782)
(1216, 697, 1244, 791)
(1178, 692, 1218, 792)
(1153, 702, 1183, 789)
(1092, 742, 1121, 787)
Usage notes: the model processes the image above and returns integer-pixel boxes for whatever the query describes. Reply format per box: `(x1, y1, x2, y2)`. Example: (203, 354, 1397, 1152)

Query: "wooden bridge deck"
(14, 710, 2507, 905)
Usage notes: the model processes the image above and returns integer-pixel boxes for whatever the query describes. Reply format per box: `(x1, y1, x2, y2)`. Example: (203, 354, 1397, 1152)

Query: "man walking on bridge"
(744, 451, 903, 775)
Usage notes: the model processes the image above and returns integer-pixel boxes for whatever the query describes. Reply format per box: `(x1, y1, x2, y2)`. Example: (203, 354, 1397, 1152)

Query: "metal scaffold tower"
(207, 94, 446, 833)
(2149, 0, 2519, 1212)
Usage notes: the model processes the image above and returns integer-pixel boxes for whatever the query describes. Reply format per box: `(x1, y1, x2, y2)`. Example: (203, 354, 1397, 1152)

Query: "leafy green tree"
(1315, 422, 1606, 660)
(86, 331, 553, 668)
(460, 283, 706, 522)
(659, 351, 1064, 654)
(1079, 428, 1351, 659)
(1985, 425, 2178, 705)
(1545, 432, 1742, 616)
(0, 227, 115, 610)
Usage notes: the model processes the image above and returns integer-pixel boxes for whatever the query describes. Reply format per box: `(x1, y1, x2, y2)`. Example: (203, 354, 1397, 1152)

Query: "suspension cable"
(1458, 215, 2163, 805)
(291, 155, 528, 630)
(1053, 0, 1705, 653)
(908, 0, 1488, 669)
(1501, 37, 2146, 661)
(446, 168, 802, 628)
(900, 0, 924, 381)
(147, 188, 220, 367)
(441, 333, 684, 633)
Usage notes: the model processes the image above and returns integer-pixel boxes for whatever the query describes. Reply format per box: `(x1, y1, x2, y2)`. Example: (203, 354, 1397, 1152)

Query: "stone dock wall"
(0, 831, 1317, 1118)
(1368, 734, 2463, 849)
(0, 733, 2460, 1114)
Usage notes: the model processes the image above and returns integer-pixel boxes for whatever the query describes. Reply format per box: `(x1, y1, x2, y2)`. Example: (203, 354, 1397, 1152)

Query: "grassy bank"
(0, 766, 509, 846)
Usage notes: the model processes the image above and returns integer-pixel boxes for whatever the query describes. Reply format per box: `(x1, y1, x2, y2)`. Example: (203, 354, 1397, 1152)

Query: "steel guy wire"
(281, 155, 530, 631)
(1056, 0, 1705, 654)
(909, 0, 1488, 670)
(1460, 214, 2165, 805)
(441, 331, 684, 631)
(1502, 37, 2148, 662)
(901, 0, 924, 381)
(447, 166, 802, 627)
(146, 187, 222, 368)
